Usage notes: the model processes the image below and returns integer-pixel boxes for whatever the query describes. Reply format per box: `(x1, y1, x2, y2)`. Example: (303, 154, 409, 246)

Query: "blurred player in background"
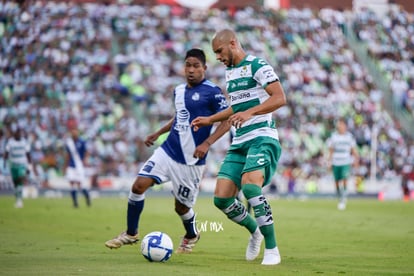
(191, 29, 287, 265)
(105, 48, 230, 253)
(401, 156, 414, 201)
(327, 118, 359, 210)
(4, 127, 37, 208)
(64, 126, 91, 208)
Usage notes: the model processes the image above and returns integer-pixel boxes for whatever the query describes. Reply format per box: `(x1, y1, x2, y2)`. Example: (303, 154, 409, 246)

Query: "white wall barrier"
(0, 174, 404, 200)
(38, 175, 404, 197)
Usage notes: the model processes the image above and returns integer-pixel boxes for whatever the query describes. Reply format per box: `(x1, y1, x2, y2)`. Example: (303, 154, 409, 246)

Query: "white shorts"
(66, 167, 87, 188)
(138, 147, 205, 208)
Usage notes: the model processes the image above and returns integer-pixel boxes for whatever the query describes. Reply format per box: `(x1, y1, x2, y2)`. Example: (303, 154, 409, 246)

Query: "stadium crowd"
(0, 1, 413, 190)
(352, 5, 414, 115)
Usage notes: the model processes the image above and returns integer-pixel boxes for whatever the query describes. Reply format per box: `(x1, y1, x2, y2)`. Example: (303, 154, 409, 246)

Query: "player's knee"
(241, 171, 264, 186)
(213, 196, 233, 210)
(131, 183, 144, 194)
(131, 177, 152, 194)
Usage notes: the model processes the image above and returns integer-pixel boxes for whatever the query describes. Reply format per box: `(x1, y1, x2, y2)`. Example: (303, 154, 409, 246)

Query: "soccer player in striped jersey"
(64, 127, 91, 208)
(327, 118, 359, 210)
(105, 48, 230, 253)
(191, 29, 287, 265)
(4, 127, 37, 208)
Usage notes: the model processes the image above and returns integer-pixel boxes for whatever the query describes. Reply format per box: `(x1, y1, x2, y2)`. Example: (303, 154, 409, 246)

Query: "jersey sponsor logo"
(174, 109, 190, 132)
(230, 92, 251, 102)
(142, 161, 155, 173)
(228, 80, 257, 93)
(231, 80, 249, 88)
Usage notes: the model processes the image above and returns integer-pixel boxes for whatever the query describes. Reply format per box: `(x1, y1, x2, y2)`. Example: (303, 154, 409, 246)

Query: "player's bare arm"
(352, 147, 359, 167)
(144, 117, 175, 147)
(193, 121, 231, 159)
(191, 107, 234, 131)
(327, 147, 334, 168)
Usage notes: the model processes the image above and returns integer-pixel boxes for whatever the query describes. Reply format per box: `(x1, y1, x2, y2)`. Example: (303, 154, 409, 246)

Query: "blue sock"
(70, 190, 78, 207)
(82, 189, 91, 206)
(180, 209, 197, 239)
(126, 192, 145, 236)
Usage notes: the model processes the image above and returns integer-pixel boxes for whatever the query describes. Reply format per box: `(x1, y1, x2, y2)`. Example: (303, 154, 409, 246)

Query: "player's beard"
(227, 50, 234, 67)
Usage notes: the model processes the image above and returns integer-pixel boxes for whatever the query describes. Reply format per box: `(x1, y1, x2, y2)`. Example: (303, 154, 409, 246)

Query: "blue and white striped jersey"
(66, 137, 87, 168)
(161, 79, 228, 165)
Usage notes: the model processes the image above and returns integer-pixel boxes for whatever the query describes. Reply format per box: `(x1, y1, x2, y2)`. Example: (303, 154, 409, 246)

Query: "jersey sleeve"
(350, 134, 357, 148)
(252, 58, 280, 88)
(326, 136, 332, 148)
(211, 87, 229, 113)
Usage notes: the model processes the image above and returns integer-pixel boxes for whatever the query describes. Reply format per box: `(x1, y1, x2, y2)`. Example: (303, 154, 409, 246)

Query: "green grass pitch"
(0, 194, 413, 275)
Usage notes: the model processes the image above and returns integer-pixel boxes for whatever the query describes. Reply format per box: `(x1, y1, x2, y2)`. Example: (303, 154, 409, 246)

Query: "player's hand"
(191, 117, 212, 132)
(193, 144, 208, 159)
(144, 133, 159, 147)
(229, 111, 251, 129)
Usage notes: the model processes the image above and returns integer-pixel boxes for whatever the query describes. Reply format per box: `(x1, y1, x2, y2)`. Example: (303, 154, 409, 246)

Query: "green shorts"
(332, 165, 351, 181)
(10, 164, 28, 182)
(218, 136, 282, 190)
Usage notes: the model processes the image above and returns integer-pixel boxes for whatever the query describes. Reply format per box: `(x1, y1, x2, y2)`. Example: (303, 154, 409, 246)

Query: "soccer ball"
(141, 231, 173, 262)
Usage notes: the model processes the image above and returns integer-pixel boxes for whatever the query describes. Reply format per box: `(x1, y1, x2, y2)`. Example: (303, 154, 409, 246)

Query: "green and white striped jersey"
(5, 138, 30, 166)
(327, 131, 356, 166)
(225, 54, 280, 144)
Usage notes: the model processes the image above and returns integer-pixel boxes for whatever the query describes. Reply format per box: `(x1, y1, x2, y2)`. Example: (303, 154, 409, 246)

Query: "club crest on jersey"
(192, 92, 200, 101)
(240, 65, 249, 77)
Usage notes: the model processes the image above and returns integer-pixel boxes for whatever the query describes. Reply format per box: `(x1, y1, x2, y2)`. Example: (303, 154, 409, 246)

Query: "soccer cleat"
(105, 232, 139, 249)
(337, 201, 346, 211)
(246, 228, 263, 261)
(15, 199, 23, 208)
(175, 233, 200, 253)
(261, 247, 281, 265)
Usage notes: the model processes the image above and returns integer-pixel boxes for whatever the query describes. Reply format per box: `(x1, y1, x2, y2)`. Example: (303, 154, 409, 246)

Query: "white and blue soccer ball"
(141, 231, 173, 262)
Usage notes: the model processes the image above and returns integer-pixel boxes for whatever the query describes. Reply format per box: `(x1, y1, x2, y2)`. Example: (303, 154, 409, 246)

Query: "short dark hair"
(185, 48, 206, 65)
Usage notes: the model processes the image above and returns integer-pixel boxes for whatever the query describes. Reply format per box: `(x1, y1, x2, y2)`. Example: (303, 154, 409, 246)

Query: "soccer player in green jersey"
(191, 29, 286, 265)
(327, 118, 359, 210)
(4, 128, 37, 208)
